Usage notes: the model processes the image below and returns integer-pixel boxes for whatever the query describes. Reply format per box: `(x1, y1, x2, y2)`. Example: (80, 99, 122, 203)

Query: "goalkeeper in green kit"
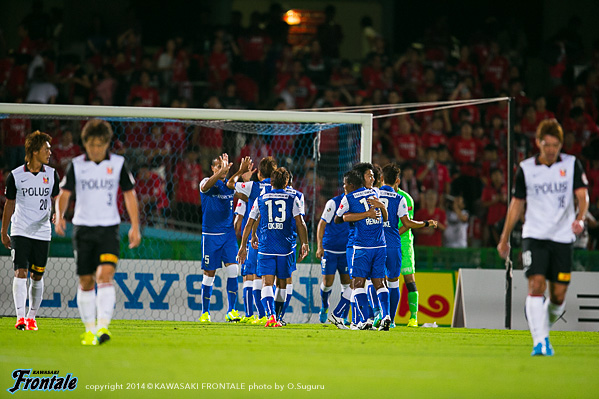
(396, 185, 420, 327)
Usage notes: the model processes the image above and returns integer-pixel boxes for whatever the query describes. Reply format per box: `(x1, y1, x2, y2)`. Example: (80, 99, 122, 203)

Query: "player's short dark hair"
(352, 162, 374, 182)
(536, 119, 563, 144)
(382, 163, 401, 185)
(81, 119, 113, 144)
(25, 130, 52, 162)
(259, 156, 277, 178)
(271, 167, 290, 189)
(344, 169, 363, 190)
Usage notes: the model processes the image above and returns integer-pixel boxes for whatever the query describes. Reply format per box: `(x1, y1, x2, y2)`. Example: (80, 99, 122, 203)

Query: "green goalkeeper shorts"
(400, 244, 415, 276)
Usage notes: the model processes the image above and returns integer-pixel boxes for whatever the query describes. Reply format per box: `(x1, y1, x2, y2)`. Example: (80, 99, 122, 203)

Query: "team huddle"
(4, 117, 587, 353)
(196, 152, 438, 330)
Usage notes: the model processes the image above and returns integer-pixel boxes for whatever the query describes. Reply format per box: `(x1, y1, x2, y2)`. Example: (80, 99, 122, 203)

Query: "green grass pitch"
(1, 318, 598, 398)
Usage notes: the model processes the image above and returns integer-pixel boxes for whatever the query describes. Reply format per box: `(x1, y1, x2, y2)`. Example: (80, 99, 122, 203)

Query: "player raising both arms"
(55, 119, 141, 345)
(497, 119, 588, 356)
(237, 167, 309, 327)
(2, 131, 60, 331)
(376, 163, 438, 328)
(199, 154, 252, 323)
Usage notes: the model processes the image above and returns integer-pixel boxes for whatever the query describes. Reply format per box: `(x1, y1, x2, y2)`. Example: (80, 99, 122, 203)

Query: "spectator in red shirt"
(1, 112, 30, 169)
(128, 70, 159, 107)
(416, 147, 451, 198)
(449, 122, 479, 176)
(142, 125, 171, 167)
(562, 131, 583, 157)
(274, 60, 317, 109)
(51, 129, 82, 178)
(482, 41, 509, 91)
(563, 106, 599, 145)
(534, 95, 555, 123)
(237, 11, 272, 87)
(421, 116, 448, 149)
(414, 189, 446, 246)
(481, 168, 507, 246)
(480, 144, 507, 186)
(136, 165, 169, 226)
(173, 147, 203, 225)
(389, 118, 422, 163)
(193, 95, 223, 172)
(520, 104, 538, 145)
(208, 37, 231, 91)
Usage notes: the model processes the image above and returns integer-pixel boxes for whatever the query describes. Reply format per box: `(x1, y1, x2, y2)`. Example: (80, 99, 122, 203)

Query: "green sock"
(408, 291, 419, 319)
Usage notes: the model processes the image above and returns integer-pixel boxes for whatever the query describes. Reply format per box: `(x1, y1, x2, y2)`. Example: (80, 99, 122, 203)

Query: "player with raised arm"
(316, 186, 350, 324)
(497, 119, 588, 356)
(231, 157, 277, 324)
(375, 163, 438, 328)
(335, 167, 392, 330)
(54, 119, 141, 345)
(2, 131, 60, 331)
(199, 154, 252, 323)
(237, 167, 309, 327)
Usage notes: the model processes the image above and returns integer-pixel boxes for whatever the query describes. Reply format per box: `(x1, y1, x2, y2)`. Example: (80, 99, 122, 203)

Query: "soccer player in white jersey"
(2, 131, 60, 331)
(55, 119, 141, 345)
(199, 154, 252, 323)
(236, 167, 309, 327)
(497, 119, 589, 356)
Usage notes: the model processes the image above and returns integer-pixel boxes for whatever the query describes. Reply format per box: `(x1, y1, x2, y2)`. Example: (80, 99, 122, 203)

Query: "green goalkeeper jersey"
(397, 188, 414, 246)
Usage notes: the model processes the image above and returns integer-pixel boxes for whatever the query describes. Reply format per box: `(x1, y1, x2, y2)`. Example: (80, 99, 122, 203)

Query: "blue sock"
(226, 277, 238, 313)
(201, 284, 213, 314)
(243, 287, 253, 317)
(320, 286, 332, 309)
(389, 286, 400, 321)
(333, 296, 350, 318)
(351, 300, 357, 324)
(261, 296, 275, 317)
(253, 289, 265, 318)
(280, 287, 292, 319)
(355, 291, 370, 322)
(367, 284, 379, 318)
(377, 289, 390, 318)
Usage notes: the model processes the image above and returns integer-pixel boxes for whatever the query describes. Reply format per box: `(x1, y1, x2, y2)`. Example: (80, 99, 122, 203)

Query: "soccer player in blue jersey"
(237, 167, 309, 327)
(316, 187, 350, 324)
(335, 167, 393, 330)
(374, 163, 438, 328)
(231, 157, 277, 324)
(199, 154, 252, 323)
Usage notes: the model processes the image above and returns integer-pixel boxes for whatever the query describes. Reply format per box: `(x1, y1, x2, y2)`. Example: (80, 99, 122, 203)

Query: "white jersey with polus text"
(514, 153, 588, 243)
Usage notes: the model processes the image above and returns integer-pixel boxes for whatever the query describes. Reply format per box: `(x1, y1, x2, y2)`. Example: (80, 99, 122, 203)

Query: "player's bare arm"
(315, 219, 327, 259)
(367, 197, 388, 221)
(497, 197, 526, 259)
(342, 207, 380, 222)
(53, 189, 73, 237)
(226, 156, 253, 190)
(400, 214, 438, 230)
(237, 218, 255, 264)
(201, 155, 232, 192)
(123, 189, 141, 248)
(572, 187, 589, 235)
(295, 215, 310, 262)
(1, 199, 15, 249)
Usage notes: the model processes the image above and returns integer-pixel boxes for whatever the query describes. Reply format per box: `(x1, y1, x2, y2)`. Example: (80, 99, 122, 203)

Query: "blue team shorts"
(351, 247, 387, 279)
(385, 246, 403, 279)
(257, 253, 292, 279)
(201, 230, 238, 271)
(241, 242, 259, 276)
(321, 250, 349, 276)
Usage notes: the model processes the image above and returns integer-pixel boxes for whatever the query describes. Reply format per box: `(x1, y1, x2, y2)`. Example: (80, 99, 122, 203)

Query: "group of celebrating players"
(197, 151, 438, 330)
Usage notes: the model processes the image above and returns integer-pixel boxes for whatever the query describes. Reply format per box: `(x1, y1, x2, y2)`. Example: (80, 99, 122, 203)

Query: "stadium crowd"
(1, 2, 599, 249)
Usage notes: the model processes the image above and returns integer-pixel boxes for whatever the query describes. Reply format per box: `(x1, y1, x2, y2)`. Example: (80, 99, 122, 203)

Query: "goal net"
(0, 102, 372, 323)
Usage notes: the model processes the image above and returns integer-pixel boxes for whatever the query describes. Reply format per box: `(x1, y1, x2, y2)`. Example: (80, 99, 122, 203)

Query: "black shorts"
(522, 238, 573, 284)
(10, 235, 50, 275)
(72, 225, 120, 276)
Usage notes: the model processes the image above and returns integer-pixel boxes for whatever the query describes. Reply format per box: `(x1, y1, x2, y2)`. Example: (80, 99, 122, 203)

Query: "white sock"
(77, 287, 97, 333)
(525, 295, 548, 346)
(13, 277, 27, 319)
(275, 288, 286, 302)
(342, 285, 352, 300)
(320, 283, 332, 292)
(546, 299, 566, 327)
(96, 283, 116, 330)
(27, 278, 44, 319)
(286, 284, 293, 298)
(252, 279, 263, 290)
